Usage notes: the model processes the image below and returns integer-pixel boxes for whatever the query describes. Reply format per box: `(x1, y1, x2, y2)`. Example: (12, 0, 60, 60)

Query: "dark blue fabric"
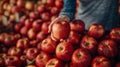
(59, 0, 119, 31)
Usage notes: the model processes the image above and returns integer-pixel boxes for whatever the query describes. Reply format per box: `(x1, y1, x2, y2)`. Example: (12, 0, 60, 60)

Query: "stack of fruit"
(0, 0, 120, 67)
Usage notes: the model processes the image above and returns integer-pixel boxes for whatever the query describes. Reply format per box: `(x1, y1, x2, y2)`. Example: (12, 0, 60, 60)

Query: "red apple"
(51, 15, 58, 21)
(27, 28, 37, 40)
(50, 7, 60, 15)
(24, 19, 33, 29)
(70, 20, 85, 33)
(16, 0, 25, 8)
(0, 33, 8, 42)
(45, 58, 64, 67)
(35, 52, 51, 67)
(37, 4, 46, 14)
(4, 35, 15, 47)
(26, 65, 36, 67)
(80, 35, 98, 54)
(71, 48, 91, 67)
(29, 39, 39, 47)
(25, 1, 34, 11)
(32, 19, 42, 32)
(14, 23, 23, 33)
(36, 31, 47, 41)
(41, 12, 50, 21)
(26, 48, 39, 60)
(8, 47, 22, 57)
(46, 0, 55, 7)
(55, 0, 63, 9)
(16, 38, 29, 50)
(67, 31, 81, 45)
(5, 56, 21, 67)
(88, 24, 105, 39)
(41, 37, 57, 54)
(110, 27, 120, 41)
(41, 21, 50, 34)
(91, 56, 111, 67)
(51, 20, 70, 41)
(115, 62, 120, 67)
(29, 11, 39, 20)
(98, 39, 118, 58)
(20, 26, 29, 36)
(56, 41, 74, 61)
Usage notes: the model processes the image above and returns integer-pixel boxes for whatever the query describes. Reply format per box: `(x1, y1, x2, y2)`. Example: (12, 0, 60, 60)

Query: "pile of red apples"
(0, 0, 120, 67)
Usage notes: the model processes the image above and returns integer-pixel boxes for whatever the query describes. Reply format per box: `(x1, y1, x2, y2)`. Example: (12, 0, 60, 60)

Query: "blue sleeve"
(59, 0, 76, 21)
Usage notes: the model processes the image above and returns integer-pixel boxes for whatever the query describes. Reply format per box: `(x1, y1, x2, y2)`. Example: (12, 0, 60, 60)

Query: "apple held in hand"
(35, 52, 51, 67)
(51, 20, 70, 41)
(88, 24, 105, 39)
(110, 27, 120, 41)
(45, 58, 64, 67)
(71, 48, 91, 67)
(98, 39, 118, 58)
(80, 35, 98, 54)
(91, 56, 111, 67)
(56, 41, 74, 61)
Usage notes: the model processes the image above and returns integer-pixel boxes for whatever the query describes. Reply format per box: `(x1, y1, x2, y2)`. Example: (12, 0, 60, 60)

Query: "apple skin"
(41, 12, 50, 21)
(20, 26, 29, 36)
(20, 55, 27, 66)
(98, 39, 118, 58)
(56, 41, 74, 61)
(88, 24, 105, 39)
(32, 19, 42, 32)
(80, 35, 98, 54)
(51, 20, 70, 41)
(4, 35, 15, 47)
(41, 37, 57, 54)
(26, 48, 39, 60)
(16, 38, 29, 50)
(25, 65, 36, 67)
(37, 4, 46, 14)
(67, 31, 81, 45)
(36, 31, 47, 41)
(5, 56, 21, 67)
(91, 56, 111, 67)
(27, 28, 37, 40)
(24, 19, 33, 29)
(55, 0, 63, 9)
(8, 47, 22, 57)
(45, 58, 64, 67)
(50, 7, 60, 15)
(35, 52, 51, 67)
(41, 21, 50, 34)
(110, 27, 120, 42)
(46, 0, 55, 7)
(71, 48, 91, 67)
(70, 20, 85, 33)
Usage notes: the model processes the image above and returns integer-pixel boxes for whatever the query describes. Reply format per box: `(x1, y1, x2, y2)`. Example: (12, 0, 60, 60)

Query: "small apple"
(20, 26, 29, 36)
(8, 47, 22, 57)
(41, 21, 50, 34)
(41, 12, 50, 21)
(32, 19, 42, 32)
(36, 31, 47, 41)
(91, 56, 111, 67)
(16, 38, 29, 50)
(5, 56, 21, 67)
(45, 58, 64, 67)
(27, 28, 37, 40)
(110, 27, 120, 41)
